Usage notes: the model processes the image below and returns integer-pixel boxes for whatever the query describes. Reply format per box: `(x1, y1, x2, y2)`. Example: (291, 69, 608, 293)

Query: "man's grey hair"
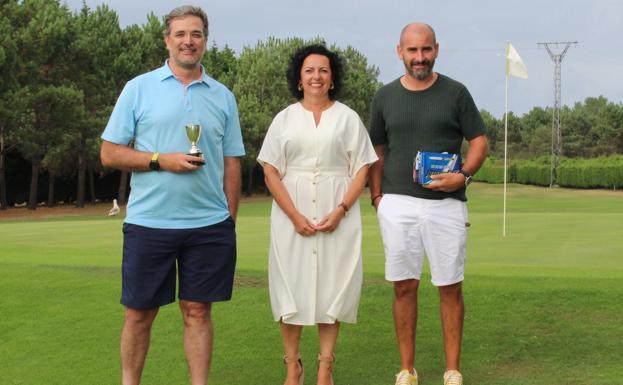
(164, 5, 209, 37)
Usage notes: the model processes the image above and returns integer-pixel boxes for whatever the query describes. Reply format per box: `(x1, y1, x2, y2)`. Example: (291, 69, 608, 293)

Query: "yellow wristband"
(149, 152, 160, 171)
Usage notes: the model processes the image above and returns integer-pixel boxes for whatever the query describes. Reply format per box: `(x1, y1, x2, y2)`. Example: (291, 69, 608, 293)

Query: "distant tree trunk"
(245, 167, 253, 197)
(0, 126, 6, 210)
(47, 171, 56, 207)
(118, 170, 129, 205)
(0, 161, 6, 209)
(88, 167, 96, 204)
(75, 138, 86, 207)
(28, 158, 41, 210)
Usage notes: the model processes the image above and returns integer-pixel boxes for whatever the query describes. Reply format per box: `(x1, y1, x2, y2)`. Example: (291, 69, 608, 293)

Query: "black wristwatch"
(149, 152, 160, 171)
(458, 169, 472, 186)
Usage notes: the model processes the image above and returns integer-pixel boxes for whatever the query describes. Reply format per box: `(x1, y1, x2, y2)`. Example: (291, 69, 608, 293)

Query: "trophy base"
(187, 152, 204, 166)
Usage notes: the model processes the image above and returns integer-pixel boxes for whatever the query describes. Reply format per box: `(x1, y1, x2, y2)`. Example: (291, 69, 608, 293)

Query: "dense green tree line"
(0, 1, 379, 209)
(480, 96, 623, 186)
(1, 1, 621, 210)
(482, 96, 623, 160)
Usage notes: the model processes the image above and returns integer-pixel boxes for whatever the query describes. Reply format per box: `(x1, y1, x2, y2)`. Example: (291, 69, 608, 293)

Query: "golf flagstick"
(504, 41, 528, 237)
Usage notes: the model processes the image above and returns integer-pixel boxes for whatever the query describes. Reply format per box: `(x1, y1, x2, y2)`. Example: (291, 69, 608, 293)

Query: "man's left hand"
(422, 172, 466, 192)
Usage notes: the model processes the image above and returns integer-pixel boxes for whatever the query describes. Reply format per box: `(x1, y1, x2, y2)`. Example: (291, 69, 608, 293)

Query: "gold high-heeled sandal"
(317, 353, 335, 385)
(283, 353, 304, 385)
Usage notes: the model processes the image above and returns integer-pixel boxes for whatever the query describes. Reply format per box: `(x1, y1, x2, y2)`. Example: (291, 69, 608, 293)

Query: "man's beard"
(404, 58, 435, 80)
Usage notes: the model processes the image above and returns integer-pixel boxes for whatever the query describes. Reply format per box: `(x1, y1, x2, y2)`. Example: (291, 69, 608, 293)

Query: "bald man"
(368, 23, 488, 385)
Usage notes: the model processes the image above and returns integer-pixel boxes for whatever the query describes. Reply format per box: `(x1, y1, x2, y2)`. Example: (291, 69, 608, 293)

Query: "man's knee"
(394, 279, 420, 299)
(124, 307, 158, 329)
(180, 300, 212, 327)
(439, 282, 463, 302)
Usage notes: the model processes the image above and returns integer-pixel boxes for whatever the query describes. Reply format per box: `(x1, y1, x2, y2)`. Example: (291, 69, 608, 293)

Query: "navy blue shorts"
(121, 217, 236, 309)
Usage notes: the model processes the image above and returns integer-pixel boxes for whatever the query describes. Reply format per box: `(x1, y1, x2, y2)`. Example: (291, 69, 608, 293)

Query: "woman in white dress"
(257, 44, 377, 385)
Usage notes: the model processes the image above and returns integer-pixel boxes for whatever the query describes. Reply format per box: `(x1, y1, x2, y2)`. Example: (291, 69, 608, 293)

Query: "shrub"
(474, 156, 623, 189)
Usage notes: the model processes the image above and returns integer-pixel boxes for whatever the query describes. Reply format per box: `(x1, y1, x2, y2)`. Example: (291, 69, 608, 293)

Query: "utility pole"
(537, 41, 577, 187)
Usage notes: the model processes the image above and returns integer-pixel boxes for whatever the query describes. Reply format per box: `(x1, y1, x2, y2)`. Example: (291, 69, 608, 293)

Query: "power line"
(537, 41, 578, 187)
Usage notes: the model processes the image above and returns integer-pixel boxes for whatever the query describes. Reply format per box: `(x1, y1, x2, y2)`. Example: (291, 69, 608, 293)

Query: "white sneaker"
(395, 369, 418, 385)
(443, 370, 463, 385)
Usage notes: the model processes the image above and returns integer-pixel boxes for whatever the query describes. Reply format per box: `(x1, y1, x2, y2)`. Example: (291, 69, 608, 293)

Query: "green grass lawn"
(1, 183, 622, 384)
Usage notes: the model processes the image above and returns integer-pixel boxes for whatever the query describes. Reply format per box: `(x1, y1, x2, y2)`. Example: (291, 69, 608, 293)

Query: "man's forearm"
(463, 135, 488, 175)
(223, 157, 241, 220)
(369, 145, 385, 199)
(100, 140, 151, 172)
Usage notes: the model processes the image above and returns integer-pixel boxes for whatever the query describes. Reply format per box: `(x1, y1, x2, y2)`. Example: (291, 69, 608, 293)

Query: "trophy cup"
(185, 124, 204, 165)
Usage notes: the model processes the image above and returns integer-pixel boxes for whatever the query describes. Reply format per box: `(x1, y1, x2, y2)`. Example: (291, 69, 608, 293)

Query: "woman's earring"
(330, 83, 335, 90)
(298, 83, 303, 91)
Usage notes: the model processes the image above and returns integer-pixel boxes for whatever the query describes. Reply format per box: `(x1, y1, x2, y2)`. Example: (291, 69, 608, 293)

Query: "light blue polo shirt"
(102, 62, 245, 229)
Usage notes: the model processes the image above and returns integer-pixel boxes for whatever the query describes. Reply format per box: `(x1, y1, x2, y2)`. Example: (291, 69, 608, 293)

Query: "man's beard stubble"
(405, 58, 435, 80)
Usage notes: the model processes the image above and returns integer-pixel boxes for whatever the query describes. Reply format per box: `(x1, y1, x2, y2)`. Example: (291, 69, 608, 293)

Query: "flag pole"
(503, 42, 509, 237)
(503, 41, 528, 237)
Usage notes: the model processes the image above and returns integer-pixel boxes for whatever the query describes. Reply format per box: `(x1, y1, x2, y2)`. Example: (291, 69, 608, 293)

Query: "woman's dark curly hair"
(286, 44, 343, 100)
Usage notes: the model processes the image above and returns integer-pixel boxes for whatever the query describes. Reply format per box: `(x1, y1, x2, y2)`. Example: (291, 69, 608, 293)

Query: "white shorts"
(376, 194, 469, 286)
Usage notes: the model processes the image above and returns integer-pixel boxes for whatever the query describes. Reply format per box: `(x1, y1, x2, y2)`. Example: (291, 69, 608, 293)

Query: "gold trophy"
(185, 124, 204, 165)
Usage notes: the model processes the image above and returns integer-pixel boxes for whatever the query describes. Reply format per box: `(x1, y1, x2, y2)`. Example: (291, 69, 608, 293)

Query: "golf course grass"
(1, 183, 622, 384)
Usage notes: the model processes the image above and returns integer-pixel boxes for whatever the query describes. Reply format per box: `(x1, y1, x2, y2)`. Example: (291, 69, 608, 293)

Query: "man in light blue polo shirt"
(100, 5, 244, 385)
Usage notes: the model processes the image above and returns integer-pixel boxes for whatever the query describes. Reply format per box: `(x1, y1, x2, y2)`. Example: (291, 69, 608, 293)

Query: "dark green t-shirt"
(369, 74, 486, 201)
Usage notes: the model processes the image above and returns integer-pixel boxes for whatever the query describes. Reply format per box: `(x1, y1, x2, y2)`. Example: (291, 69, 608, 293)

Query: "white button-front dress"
(257, 101, 378, 325)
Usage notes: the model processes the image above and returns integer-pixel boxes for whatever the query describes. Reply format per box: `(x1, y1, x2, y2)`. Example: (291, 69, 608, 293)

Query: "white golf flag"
(506, 42, 528, 79)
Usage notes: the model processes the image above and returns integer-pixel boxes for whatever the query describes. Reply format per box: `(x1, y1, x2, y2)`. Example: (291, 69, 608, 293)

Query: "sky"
(64, 0, 623, 118)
